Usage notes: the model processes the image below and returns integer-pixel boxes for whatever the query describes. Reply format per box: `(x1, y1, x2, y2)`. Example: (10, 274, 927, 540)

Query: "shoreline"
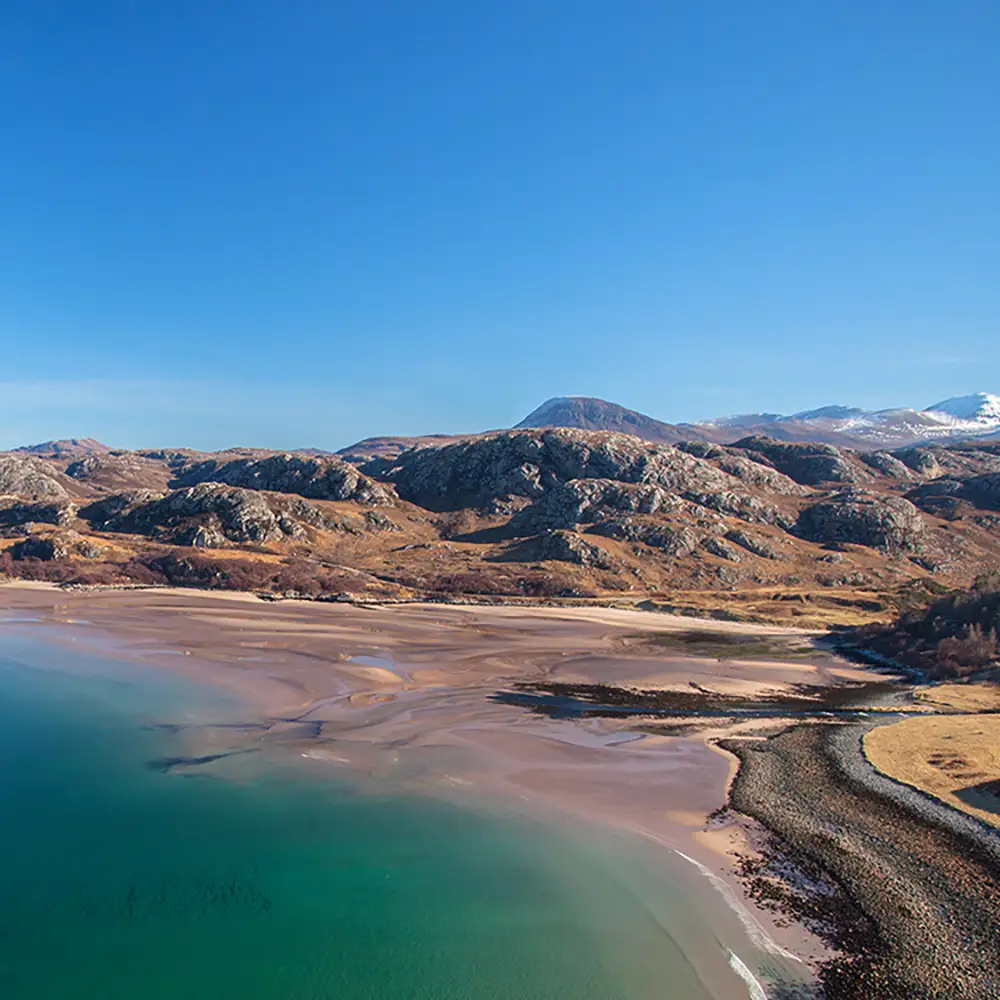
(723, 723, 1000, 999)
(0, 580, 956, 998)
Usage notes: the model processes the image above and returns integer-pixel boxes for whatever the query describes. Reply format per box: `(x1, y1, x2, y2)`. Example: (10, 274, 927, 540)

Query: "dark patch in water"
(146, 748, 260, 773)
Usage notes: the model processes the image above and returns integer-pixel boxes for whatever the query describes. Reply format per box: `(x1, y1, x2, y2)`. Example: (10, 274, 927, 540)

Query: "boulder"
(724, 530, 784, 559)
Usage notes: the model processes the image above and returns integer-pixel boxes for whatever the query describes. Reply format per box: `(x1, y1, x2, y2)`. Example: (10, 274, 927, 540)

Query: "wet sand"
(0, 583, 879, 996)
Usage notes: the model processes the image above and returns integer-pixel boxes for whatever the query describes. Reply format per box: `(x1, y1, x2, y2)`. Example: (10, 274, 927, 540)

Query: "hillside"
(3, 428, 1000, 622)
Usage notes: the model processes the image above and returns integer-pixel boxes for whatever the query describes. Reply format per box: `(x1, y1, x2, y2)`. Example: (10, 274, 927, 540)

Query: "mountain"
(927, 393, 1000, 424)
(10, 438, 112, 458)
(515, 397, 697, 444)
(512, 394, 1000, 450)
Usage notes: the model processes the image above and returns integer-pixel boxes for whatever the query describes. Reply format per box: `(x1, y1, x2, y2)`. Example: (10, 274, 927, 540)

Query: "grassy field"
(864, 698, 1000, 830)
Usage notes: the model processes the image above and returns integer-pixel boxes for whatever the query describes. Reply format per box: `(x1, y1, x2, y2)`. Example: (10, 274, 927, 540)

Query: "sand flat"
(0, 583, 842, 981)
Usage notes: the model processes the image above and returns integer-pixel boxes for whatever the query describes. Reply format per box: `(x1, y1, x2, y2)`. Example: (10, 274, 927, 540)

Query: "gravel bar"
(722, 722, 1000, 1000)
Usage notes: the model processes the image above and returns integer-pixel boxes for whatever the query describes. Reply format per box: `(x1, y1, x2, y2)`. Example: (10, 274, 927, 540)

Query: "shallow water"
(0, 630, 752, 1000)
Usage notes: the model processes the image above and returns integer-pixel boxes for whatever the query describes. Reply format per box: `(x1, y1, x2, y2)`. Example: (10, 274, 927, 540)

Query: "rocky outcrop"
(860, 451, 913, 479)
(735, 437, 871, 486)
(509, 479, 683, 533)
(588, 519, 702, 558)
(174, 454, 392, 505)
(676, 442, 809, 495)
(724, 530, 784, 559)
(908, 473, 1000, 517)
(702, 537, 742, 562)
(0, 457, 70, 498)
(895, 448, 943, 478)
(10, 536, 69, 561)
(498, 529, 617, 569)
(375, 429, 748, 512)
(795, 491, 926, 552)
(0, 500, 75, 529)
(80, 484, 330, 547)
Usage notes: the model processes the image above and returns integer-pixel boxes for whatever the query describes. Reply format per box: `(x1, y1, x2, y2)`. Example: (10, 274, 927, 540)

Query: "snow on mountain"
(513, 392, 1000, 450)
(925, 393, 1000, 425)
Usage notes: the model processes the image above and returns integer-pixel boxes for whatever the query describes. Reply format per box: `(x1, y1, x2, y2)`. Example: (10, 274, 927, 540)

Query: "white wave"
(728, 951, 768, 1000)
(673, 849, 802, 963)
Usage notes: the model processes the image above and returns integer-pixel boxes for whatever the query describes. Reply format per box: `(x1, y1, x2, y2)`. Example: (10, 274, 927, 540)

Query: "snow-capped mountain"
(516, 393, 1000, 450)
(927, 393, 1000, 425)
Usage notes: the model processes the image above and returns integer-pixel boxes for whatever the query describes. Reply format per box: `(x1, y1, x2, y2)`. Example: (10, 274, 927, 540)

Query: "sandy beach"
(0, 585, 878, 984)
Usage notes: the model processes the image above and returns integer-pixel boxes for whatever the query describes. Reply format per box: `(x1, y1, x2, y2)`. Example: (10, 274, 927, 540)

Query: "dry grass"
(864, 714, 1000, 829)
(914, 682, 1000, 713)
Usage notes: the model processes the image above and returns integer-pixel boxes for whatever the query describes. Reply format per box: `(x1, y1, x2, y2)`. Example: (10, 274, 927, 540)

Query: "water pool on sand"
(0, 631, 749, 1000)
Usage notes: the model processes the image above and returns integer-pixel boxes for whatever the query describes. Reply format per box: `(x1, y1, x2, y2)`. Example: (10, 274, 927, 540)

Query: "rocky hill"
(516, 397, 695, 444)
(3, 429, 1000, 616)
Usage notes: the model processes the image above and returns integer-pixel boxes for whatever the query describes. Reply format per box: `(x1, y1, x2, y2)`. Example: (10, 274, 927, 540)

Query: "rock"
(80, 484, 331, 546)
(725, 530, 784, 559)
(795, 491, 926, 552)
(860, 451, 913, 479)
(509, 479, 682, 532)
(684, 490, 792, 528)
(174, 454, 391, 505)
(702, 537, 742, 562)
(907, 474, 1000, 517)
(372, 429, 738, 511)
(735, 436, 872, 486)
(589, 519, 701, 557)
(10, 536, 68, 561)
(0, 500, 75, 528)
(363, 510, 402, 532)
(0, 457, 69, 498)
(499, 529, 616, 569)
(677, 442, 809, 495)
(894, 448, 943, 478)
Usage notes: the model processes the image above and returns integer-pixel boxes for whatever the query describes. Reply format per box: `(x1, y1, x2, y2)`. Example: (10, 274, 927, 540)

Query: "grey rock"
(510, 479, 682, 532)
(174, 454, 392, 505)
(80, 484, 331, 547)
(796, 490, 926, 552)
(500, 529, 616, 569)
(860, 451, 913, 479)
(894, 447, 943, 478)
(725, 530, 784, 559)
(589, 519, 701, 558)
(735, 436, 872, 486)
(0, 500, 75, 529)
(0, 457, 69, 498)
(373, 429, 738, 511)
(702, 537, 742, 562)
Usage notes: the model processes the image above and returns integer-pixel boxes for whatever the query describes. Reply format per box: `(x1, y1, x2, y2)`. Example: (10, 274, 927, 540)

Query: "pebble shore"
(723, 722, 1000, 1000)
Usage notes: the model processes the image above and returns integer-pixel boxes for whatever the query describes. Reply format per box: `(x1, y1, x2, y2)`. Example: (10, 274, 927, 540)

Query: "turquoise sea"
(0, 627, 756, 1000)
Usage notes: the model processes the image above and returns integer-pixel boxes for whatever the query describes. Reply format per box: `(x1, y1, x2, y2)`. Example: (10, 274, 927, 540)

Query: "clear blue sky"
(1, 1, 997, 450)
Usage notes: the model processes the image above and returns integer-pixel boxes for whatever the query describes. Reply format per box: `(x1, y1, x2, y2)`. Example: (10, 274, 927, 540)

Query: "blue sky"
(1, 2, 998, 450)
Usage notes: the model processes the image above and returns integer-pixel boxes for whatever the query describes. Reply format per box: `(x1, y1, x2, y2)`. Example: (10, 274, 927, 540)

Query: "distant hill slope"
(513, 394, 1000, 450)
(516, 397, 698, 444)
(10, 438, 112, 458)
